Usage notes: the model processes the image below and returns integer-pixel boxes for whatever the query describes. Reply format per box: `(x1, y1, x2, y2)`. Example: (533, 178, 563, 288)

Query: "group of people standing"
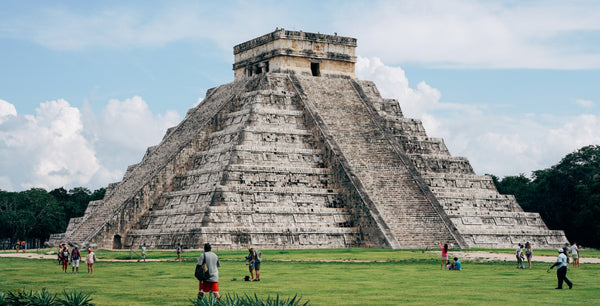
(57, 244, 97, 274)
(515, 242, 533, 269)
(14, 240, 26, 252)
(195, 244, 263, 301)
(438, 242, 461, 271)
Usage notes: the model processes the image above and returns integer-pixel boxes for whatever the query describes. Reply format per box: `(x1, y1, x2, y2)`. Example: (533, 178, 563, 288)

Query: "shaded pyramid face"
(51, 72, 567, 250)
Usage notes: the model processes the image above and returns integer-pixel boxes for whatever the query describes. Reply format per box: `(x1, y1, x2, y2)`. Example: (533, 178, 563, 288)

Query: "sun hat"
(558, 248, 564, 253)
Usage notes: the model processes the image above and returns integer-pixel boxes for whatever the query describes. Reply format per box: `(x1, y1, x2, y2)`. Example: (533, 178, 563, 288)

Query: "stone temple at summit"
(49, 29, 567, 250)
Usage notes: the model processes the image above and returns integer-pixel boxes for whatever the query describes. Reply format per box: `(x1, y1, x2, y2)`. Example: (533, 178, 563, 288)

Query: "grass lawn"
(1, 249, 598, 305)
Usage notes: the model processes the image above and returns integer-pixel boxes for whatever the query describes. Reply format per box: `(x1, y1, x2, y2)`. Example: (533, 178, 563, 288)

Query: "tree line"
(0, 187, 105, 245)
(492, 145, 600, 248)
(1, 145, 598, 248)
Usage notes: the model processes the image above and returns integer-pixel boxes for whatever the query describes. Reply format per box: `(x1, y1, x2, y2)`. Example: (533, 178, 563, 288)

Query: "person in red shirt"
(438, 242, 449, 270)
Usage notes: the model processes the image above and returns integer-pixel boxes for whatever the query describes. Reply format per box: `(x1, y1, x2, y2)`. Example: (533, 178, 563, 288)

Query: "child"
(86, 248, 97, 274)
(453, 257, 461, 271)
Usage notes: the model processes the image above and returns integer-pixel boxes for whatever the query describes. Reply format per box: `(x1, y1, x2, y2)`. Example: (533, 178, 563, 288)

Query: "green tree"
(494, 145, 600, 248)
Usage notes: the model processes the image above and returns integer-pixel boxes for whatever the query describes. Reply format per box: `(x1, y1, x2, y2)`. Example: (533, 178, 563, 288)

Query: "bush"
(0, 289, 93, 306)
(58, 290, 94, 306)
(191, 293, 309, 306)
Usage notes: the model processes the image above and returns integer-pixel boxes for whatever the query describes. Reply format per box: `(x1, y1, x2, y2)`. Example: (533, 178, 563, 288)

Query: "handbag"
(195, 253, 209, 281)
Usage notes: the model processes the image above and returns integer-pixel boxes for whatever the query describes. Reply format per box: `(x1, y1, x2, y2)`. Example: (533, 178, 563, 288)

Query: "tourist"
(57, 244, 63, 264)
(175, 243, 182, 262)
(71, 246, 81, 274)
(61, 246, 70, 273)
(515, 243, 525, 269)
(21, 240, 26, 253)
(246, 247, 261, 281)
(197, 243, 220, 300)
(547, 248, 573, 289)
(571, 242, 579, 268)
(140, 243, 146, 263)
(86, 248, 97, 274)
(525, 242, 533, 269)
(453, 257, 461, 271)
(445, 261, 453, 270)
(15, 239, 20, 253)
(247, 247, 261, 281)
(438, 242, 449, 270)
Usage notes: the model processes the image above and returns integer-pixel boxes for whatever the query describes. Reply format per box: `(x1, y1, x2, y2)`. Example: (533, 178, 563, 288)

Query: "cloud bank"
(0, 97, 180, 191)
(3, 1, 600, 69)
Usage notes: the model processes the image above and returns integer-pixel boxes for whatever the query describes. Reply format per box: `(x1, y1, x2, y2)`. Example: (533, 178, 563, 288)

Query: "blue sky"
(1, 0, 599, 191)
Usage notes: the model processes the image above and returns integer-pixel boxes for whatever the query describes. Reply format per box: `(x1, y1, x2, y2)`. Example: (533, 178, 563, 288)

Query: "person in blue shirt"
(547, 248, 573, 289)
(453, 257, 461, 271)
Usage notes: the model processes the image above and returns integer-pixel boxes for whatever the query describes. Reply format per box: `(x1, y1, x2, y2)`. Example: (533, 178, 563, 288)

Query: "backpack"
(195, 253, 210, 281)
(255, 250, 262, 263)
(71, 249, 79, 260)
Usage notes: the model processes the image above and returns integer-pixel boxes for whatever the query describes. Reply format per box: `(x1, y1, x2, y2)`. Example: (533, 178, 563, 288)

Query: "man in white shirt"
(547, 248, 573, 289)
(515, 244, 525, 269)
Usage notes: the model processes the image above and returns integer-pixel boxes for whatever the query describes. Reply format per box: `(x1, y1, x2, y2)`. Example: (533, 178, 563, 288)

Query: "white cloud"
(0, 99, 99, 190)
(0, 99, 17, 123)
(3, 1, 600, 68)
(356, 56, 600, 177)
(0, 97, 180, 191)
(336, 0, 600, 69)
(575, 99, 595, 108)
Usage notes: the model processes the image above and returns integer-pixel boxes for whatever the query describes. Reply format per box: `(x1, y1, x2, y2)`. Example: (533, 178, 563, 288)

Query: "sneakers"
(569, 284, 573, 290)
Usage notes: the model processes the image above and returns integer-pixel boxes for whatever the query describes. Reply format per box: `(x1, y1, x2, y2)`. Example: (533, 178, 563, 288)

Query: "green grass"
(1, 249, 599, 305)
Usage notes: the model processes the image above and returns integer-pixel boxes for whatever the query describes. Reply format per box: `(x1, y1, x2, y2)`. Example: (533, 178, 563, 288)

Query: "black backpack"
(195, 253, 210, 281)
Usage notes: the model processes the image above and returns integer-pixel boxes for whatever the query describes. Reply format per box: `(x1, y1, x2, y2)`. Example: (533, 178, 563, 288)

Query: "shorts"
(199, 281, 219, 293)
(441, 256, 448, 261)
(526, 253, 532, 259)
(142, 254, 146, 259)
(254, 261, 261, 270)
(62, 259, 69, 266)
(248, 262, 254, 270)
(572, 254, 578, 259)
(72, 259, 80, 267)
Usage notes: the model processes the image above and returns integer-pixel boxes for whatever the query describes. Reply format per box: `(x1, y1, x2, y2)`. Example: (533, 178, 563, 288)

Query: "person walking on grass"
(197, 243, 220, 300)
(175, 243, 182, 262)
(571, 242, 579, 268)
(140, 243, 147, 263)
(71, 246, 81, 274)
(438, 242, 449, 270)
(525, 242, 533, 269)
(15, 239, 20, 253)
(61, 246, 70, 273)
(86, 248, 97, 274)
(547, 248, 573, 290)
(21, 240, 26, 253)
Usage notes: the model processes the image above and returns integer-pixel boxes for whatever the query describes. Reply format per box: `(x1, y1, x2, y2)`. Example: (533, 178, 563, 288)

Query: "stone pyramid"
(49, 29, 567, 250)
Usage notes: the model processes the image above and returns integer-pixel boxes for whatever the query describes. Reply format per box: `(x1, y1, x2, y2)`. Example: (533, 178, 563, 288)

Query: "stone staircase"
(355, 80, 567, 248)
(291, 75, 460, 248)
(124, 74, 359, 249)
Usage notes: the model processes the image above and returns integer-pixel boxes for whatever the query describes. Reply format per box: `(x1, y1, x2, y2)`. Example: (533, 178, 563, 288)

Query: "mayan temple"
(49, 29, 567, 250)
